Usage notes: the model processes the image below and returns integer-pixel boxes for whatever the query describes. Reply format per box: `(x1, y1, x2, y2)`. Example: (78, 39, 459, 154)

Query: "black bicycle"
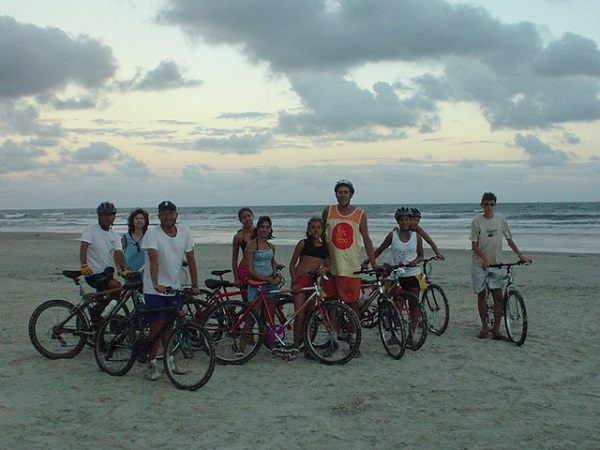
(94, 289, 215, 391)
(28, 270, 143, 359)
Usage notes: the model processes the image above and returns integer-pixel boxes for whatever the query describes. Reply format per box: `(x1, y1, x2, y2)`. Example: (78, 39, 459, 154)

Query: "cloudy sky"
(1, 0, 599, 209)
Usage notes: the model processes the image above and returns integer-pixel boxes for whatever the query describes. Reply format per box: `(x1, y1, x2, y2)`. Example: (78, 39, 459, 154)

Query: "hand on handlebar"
(80, 265, 92, 276)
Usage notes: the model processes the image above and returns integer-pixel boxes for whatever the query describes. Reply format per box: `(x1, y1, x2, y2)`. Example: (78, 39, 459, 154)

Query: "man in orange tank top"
(322, 180, 379, 318)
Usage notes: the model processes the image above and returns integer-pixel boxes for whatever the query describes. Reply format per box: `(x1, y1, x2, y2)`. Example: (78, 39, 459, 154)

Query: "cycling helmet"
(411, 208, 421, 218)
(394, 207, 413, 218)
(334, 179, 355, 194)
(96, 201, 117, 215)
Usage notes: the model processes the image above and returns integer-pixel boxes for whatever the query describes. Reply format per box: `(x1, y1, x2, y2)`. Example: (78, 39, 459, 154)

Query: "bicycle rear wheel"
(164, 324, 216, 391)
(304, 301, 360, 365)
(378, 298, 406, 360)
(94, 316, 137, 376)
(422, 284, 449, 336)
(202, 300, 264, 365)
(29, 299, 89, 359)
(504, 290, 527, 346)
(395, 291, 428, 351)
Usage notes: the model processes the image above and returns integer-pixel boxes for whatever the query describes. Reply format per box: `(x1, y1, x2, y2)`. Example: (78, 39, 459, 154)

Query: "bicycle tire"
(201, 300, 264, 365)
(378, 298, 406, 360)
(504, 290, 528, 346)
(422, 284, 449, 336)
(303, 301, 361, 365)
(395, 291, 428, 351)
(181, 297, 210, 324)
(164, 324, 216, 391)
(359, 290, 380, 329)
(28, 299, 89, 359)
(94, 316, 137, 376)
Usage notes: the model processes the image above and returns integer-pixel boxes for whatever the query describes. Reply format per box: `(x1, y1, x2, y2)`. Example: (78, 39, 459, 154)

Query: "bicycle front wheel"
(504, 290, 527, 346)
(164, 324, 216, 391)
(422, 284, 449, 336)
(395, 291, 428, 351)
(94, 316, 137, 376)
(202, 300, 264, 365)
(378, 298, 406, 360)
(304, 301, 361, 365)
(29, 299, 89, 359)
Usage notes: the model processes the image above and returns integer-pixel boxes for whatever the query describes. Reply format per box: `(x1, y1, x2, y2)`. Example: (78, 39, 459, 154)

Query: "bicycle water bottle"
(101, 299, 118, 318)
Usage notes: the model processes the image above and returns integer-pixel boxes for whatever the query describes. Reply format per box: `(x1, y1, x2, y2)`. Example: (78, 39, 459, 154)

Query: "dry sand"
(1, 232, 599, 449)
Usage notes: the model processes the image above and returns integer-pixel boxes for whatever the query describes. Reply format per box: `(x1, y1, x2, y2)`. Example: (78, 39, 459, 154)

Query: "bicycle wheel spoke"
(202, 300, 263, 365)
(164, 324, 215, 391)
(378, 299, 406, 359)
(505, 291, 528, 346)
(28, 300, 88, 359)
(304, 301, 360, 365)
(396, 292, 427, 351)
(94, 316, 136, 376)
(423, 284, 449, 336)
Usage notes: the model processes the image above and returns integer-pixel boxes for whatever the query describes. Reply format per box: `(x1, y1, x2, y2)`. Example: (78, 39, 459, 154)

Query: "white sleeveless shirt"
(383, 229, 420, 277)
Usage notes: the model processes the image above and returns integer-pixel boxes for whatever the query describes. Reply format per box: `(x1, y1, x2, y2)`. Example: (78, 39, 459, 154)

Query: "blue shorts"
(247, 283, 278, 303)
(144, 294, 178, 322)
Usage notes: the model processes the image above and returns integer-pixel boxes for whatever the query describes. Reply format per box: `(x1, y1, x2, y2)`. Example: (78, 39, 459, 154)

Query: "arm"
(147, 248, 166, 293)
(113, 250, 126, 273)
(373, 231, 393, 260)
(185, 250, 200, 293)
(408, 234, 424, 266)
(506, 238, 531, 263)
(79, 241, 92, 275)
(231, 233, 242, 284)
(359, 212, 379, 269)
(416, 226, 444, 260)
(471, 241, 490, 269)
(289, 240, 305, 286)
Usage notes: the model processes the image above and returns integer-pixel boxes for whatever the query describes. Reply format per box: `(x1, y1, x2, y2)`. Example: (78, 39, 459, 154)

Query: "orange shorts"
(323, 276, 361, 303)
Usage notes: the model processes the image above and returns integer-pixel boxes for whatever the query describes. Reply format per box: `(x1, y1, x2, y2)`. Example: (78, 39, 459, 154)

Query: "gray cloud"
(0, 100, 64, 137)
(0, 139, 46, 173)
(121, 60, 202, 91)
(513, 133, 572, 167)
(159, 1, 600, 133)
(191, 132, 274, 154)
(278, 72, 437, 136)
(0, 16, 116, 99)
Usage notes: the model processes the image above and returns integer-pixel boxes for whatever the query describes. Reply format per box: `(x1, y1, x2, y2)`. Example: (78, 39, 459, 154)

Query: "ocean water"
(1, 202, 599, 254)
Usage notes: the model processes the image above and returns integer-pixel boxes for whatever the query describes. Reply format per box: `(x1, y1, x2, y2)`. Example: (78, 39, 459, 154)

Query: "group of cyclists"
(76, 181, 531, 377)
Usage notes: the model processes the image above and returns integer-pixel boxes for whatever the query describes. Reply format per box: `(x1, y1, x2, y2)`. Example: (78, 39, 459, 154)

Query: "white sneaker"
(147, 363, 161, 381)
(169, 361, 189, 375)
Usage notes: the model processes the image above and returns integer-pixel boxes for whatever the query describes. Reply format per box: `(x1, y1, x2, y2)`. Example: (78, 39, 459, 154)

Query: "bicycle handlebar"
(488, 261, 532, 269)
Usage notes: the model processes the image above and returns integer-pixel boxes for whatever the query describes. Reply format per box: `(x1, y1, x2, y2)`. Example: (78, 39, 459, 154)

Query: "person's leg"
(476, 289, 490, 337)
(491, 288, 509, 340)
(292, 291, 306, 350)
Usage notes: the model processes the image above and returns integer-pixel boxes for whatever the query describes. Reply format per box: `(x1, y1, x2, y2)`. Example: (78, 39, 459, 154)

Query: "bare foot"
(477, 329, 490, 339)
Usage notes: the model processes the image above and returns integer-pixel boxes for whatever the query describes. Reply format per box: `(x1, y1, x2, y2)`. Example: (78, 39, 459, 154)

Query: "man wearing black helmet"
(79, 202, 126, 322)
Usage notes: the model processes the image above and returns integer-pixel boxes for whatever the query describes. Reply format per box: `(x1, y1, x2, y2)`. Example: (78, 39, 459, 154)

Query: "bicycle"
(202, 271, 361, 365)
(354, 268, 406, 359)
(420, 256, 450, 336)
(94, 288, 215, 391)
(384, 265, 428, 351)
(484, 261, 530, 346)
(28, 270, 143, 359)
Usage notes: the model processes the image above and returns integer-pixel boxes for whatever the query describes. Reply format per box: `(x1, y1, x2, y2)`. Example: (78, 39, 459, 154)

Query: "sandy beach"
(1, 232, 599, 449)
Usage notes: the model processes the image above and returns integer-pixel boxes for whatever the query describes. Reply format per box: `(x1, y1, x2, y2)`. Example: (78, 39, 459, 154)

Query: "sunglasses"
(483, 202, 496, 206)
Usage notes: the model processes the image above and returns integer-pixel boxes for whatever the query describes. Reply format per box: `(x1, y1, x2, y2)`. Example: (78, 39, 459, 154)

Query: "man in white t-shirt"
(79, 202, 126, 322)
(141, 200, 200, 380)
(470, 192, 531, 341)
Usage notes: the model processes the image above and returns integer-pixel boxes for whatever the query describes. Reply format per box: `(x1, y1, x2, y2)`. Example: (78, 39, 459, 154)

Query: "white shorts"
(471, 266, 503, 294)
